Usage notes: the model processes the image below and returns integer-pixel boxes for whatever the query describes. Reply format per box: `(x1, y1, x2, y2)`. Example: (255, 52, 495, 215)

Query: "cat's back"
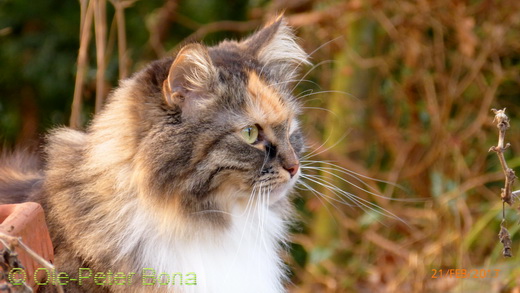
(0, 127, 87, 205)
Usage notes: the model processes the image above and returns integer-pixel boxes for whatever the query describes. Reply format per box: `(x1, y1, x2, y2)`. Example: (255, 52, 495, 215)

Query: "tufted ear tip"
(263, 12, 285, 28)
(241, 14, 310, 83)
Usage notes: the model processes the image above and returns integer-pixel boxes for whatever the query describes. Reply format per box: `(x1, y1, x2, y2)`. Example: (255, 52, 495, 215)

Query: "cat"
(0, 15, 311, 293)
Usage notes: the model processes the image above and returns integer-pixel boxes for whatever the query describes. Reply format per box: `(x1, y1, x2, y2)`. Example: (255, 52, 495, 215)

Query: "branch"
(148, 0, 178, 57)
(180, 20, 261, 44)
(94, 0, 108, 113)
(490, 108, 518, 258)
(489, 108, 517, 205)
(0, 232, 64, 293)
(70, 0, 95, 129)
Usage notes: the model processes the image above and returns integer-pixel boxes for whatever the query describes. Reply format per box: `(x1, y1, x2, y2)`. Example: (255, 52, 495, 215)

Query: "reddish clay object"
(0, 202, 54, 291)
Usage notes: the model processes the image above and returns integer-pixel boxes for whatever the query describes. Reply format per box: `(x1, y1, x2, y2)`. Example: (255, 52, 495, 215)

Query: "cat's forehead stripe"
(246, 72, 289, 124)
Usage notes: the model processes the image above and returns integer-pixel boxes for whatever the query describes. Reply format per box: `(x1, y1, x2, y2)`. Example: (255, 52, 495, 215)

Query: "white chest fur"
(126, 201, 288, 293)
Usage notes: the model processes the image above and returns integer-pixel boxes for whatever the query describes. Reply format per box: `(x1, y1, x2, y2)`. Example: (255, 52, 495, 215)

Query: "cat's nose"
(283, 163, 299, 178)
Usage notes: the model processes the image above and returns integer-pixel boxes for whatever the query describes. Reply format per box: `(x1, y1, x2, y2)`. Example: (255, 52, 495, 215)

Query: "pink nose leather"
(283, 163, 299, 177)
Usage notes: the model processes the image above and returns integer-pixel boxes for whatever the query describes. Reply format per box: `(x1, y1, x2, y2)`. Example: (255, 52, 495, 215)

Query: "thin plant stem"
(70, 0, 94, 129)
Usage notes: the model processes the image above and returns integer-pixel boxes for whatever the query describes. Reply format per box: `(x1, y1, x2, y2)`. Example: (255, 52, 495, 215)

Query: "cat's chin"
(266, 187, 290, 205)
(266, 170, 300, 204)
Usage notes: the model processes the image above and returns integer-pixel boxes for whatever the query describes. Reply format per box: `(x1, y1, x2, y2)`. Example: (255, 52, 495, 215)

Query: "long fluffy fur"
(0, 150, 43, 204)
(1, 17, 308, 293)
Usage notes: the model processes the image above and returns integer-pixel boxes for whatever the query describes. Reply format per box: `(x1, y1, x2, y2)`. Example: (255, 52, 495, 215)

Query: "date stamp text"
(431, 269, 500, 279)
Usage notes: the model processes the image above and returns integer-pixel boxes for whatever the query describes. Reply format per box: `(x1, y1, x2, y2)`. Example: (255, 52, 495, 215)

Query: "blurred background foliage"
(1, 0, 520, 292)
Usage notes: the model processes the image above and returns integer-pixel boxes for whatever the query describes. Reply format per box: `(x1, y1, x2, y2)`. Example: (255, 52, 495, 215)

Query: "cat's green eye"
(241, 125, 259, 144)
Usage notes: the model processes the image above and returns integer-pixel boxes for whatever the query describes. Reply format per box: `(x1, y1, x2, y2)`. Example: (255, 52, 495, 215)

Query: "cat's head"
(125, 16, 310, 223)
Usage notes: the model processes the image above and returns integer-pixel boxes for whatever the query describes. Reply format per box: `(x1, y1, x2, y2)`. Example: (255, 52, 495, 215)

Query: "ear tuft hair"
(163, 43, 216, 108)
(243, 16, 310, 84)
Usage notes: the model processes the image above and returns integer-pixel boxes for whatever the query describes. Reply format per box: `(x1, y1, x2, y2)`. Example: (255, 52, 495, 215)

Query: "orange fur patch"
(246, 72, 290, 125)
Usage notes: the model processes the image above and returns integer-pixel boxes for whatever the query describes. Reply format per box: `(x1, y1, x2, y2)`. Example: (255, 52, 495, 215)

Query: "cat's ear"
(163, 43, 216, 108)
(243, 15, 310, 83)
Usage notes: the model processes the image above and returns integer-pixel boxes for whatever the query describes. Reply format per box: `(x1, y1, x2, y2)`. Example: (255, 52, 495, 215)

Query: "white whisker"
(305, 36, 343, 60)
(295, 181, 340, 228)
(299, 173, 408, 226)
(291, 60, 334, 92)
(301, 160, 418, 202)
(294, 88, 315, 99)
(223, 182, 258, 284)
(301, 131, 351, 161)
(287, 36, 344, 84)
(301, 106, 337, 115)
(296, 89, 358, 101)
(270, 79, 321, 89)
(301, 165, 396, 201)
(296, 180, 348, 218)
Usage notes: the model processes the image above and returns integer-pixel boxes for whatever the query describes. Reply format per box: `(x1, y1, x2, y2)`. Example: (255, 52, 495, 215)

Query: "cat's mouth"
(257, 168, 300, 204)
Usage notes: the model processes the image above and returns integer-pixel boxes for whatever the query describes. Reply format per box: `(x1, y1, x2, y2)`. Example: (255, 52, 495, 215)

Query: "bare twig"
(94, 0, 107, 113)
(0, 232, 64, 293)
(109, 0, 136, 80)
(149, 0, 178, 58)
(70, 0, 95, 129)
(490, 108, 518, 258)
(489, 108, 517, 205)
(170, 19, 261, 54)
